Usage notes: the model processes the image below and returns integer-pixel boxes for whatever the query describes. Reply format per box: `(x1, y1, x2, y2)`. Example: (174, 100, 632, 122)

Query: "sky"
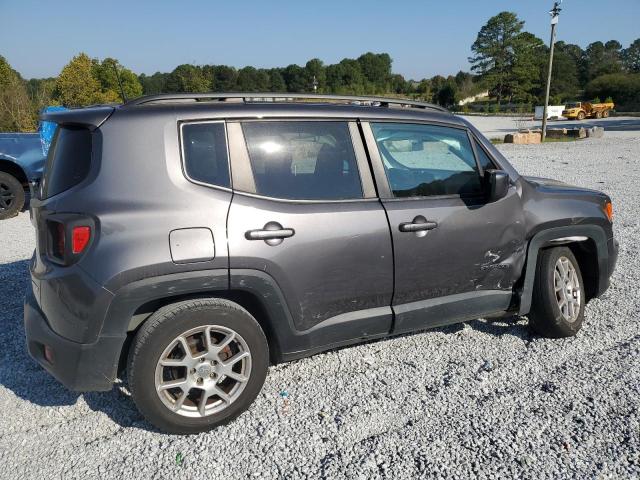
(1, 0, 639, 80)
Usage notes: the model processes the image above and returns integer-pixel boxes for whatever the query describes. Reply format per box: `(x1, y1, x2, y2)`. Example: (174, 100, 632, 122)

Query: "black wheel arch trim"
(518, 224, 610, 316)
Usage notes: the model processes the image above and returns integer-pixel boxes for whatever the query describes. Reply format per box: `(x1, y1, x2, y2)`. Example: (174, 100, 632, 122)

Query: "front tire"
(0, 172, 25, 220)
(529, 247, 585, 338)
(127, 298, 269, 434)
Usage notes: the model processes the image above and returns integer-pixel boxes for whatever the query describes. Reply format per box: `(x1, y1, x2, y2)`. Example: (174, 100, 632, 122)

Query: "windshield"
(566, 102, 581, 109)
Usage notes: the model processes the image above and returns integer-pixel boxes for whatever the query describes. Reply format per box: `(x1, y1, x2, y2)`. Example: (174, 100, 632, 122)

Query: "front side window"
(182, 122, 230, 188)
(241, 121, 363, 200)
(371, 123, 483, 198)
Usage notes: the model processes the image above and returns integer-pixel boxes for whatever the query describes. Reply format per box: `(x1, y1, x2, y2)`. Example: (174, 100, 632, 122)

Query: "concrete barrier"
(504, 131, 541, 144)
(586, 126, 605, 138)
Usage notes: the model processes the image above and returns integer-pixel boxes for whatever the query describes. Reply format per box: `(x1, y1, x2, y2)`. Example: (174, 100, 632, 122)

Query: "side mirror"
(485, 169, 510, 201)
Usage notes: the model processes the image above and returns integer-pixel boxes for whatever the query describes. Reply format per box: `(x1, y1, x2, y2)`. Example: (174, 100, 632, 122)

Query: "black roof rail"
(122, 92, 449, 112)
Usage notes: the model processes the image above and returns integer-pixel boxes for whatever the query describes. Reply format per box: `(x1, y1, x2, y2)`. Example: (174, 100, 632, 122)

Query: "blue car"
(0, 132, 45, 219)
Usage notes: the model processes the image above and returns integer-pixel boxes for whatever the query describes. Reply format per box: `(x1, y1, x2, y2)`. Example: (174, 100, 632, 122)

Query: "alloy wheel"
(154, 325, 252, 417)
(553, 256, 581, 323)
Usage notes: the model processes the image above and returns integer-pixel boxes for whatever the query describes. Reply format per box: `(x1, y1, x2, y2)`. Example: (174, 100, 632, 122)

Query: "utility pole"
(542, 1, 562, 142)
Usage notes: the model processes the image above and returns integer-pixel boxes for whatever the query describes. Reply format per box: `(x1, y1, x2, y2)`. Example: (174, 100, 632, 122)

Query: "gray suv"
(24, 93, 618, 434)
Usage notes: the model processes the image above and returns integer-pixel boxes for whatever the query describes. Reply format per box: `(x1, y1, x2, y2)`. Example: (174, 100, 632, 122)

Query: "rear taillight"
(72, 226, 91, 254)
(46, 216, 94, 265)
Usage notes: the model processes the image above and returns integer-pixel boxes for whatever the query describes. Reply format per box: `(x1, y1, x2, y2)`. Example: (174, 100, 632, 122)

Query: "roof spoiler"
(39, 106, 115, 131)
(122, 92, 449, 112)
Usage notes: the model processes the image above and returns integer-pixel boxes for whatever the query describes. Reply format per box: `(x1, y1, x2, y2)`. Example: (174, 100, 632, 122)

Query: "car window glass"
(474, 139, 495, 171)
(371, 123, 482, 198)
(182, 122, 230, 188)
(241, 121, 363, 200)
(42, 126, 92, 199)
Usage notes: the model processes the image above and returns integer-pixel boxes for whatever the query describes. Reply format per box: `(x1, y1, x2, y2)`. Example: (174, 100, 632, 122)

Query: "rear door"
(227, 120, 394, 349)
(362, 121, 525, 334)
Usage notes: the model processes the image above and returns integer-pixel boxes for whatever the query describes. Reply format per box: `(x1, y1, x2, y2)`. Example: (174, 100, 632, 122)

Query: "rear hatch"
(30, 106, 114, 304)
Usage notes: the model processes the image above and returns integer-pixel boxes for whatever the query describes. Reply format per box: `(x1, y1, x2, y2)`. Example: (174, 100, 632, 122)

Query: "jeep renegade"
(24, 93, 618, 434)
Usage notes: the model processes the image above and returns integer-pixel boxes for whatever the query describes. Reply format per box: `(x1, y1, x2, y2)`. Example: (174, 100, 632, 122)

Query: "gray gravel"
(1, 121, 639, 479)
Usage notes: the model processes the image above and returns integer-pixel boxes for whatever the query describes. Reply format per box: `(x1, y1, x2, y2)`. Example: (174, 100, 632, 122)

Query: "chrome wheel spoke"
(216, 332, 236, 352)
(160, 358, 188, 368)
(198, 392, 210, 416)
(222, 350, 250, 367)
(157, 378, 188, 392)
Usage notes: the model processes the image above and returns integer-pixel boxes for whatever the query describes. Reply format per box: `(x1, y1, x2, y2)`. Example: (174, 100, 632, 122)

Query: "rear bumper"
(24, 287, 125, 392)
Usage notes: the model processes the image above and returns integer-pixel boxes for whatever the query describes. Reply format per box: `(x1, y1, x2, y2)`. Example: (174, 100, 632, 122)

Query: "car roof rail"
(122, 92, 449, 112)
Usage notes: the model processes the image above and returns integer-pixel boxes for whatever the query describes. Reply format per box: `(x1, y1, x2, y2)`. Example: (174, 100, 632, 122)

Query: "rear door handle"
(245, 228, 295, 240)
(245, 221, 295, 246)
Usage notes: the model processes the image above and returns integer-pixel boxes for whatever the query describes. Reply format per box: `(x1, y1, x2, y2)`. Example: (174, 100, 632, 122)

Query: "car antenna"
(110, 60, 128, 104)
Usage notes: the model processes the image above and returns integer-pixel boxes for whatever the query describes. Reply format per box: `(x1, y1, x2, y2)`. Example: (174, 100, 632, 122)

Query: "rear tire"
(0, 172, 25, 220)
(603, 110, 610, 118)
(595, 111, 602, 119)
(127, 298, 269, 434)
(528, 247, 585, 338)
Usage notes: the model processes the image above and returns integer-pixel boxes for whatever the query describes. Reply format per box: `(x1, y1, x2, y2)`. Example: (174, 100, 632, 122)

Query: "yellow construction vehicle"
(562, 101, 614, 120)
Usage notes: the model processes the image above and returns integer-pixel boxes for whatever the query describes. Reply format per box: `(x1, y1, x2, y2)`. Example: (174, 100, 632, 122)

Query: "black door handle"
(398, 222, 438, 232)
(245, 221, 295, 246)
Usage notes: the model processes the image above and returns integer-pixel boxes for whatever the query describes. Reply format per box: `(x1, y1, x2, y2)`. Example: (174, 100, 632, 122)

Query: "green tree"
(55, 53, 103, 106)
(510, 32, 545, 102)
(27, 77, 58, 113)
(623, 39, 640, 73)
(210, 65, 237, 91)
(282, 64, 306, 92)
(92, 58, 143, 101)
(469, 11, 525, 104)
(304, 58, 326, 92)
(139, 72, 169, 94)
(543, 42, 581, 101)
(165, 64, 210, 93)
(268, 69, 286, 92)
(0, 55, 36, 131)
(436, 83, 457, 107)
(583, 41, 623, 81)
(357, 52, 392, 91)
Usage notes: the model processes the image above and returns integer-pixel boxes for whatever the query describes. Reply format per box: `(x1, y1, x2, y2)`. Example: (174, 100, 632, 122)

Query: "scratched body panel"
(382, 186, 526, 305)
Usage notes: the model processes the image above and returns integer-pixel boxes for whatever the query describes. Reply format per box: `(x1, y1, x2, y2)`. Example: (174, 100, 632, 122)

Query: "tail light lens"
(72, 226, 91, 254)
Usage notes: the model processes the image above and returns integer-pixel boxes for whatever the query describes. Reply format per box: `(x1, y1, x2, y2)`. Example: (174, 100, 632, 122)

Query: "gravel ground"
(1, 122, 639, 479)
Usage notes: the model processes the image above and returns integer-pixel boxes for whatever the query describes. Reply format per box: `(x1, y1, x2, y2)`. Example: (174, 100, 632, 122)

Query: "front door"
(227, 120, 394, 350)
(362, 121, 525, 334)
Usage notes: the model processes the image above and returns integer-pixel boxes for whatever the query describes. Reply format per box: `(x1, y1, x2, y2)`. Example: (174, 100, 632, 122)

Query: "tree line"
(1, 10, 639, 132)
(469, 12, 640, 110)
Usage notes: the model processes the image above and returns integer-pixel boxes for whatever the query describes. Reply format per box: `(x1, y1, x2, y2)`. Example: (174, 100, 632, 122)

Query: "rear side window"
(42, 126, 92, 199)
(241, 121, 363, 200)
(371, 123, 483, 198)
(181, 122, 230, 188)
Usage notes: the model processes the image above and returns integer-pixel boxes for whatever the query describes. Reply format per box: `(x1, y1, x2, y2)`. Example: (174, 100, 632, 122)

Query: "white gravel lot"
(0, 118, 639, 479)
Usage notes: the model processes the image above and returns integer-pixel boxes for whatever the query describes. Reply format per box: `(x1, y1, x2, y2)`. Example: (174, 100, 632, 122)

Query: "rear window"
(181, 122, 230, 188)
(42, 126, 92, 199)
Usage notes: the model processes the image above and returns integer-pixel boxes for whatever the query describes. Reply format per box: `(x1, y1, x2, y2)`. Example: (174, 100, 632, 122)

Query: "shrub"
(585, 73, 640, 111)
